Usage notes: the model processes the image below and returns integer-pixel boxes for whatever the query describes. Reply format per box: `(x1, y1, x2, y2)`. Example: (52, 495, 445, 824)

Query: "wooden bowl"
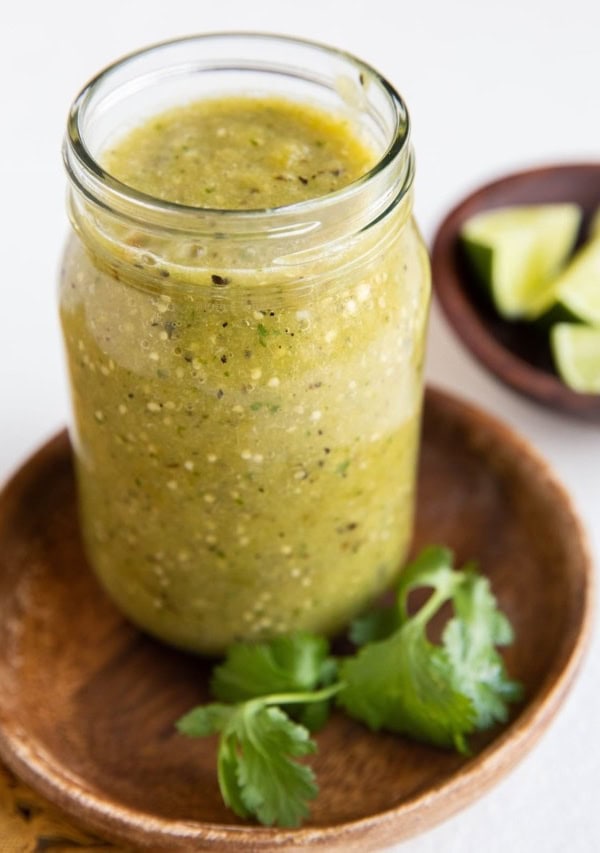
(0, 387, 592, 851)
(431, 163, 600, 421)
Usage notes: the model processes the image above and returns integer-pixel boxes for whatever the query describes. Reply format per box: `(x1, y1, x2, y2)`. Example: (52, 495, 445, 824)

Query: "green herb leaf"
(233, 703, 317, 826)
(176, 702, 233, 737)
(442, 571, 523, 728)
(212, 632, 330, 701)
(178, 547, 522, 827)
(178, 699, 317, 826)
(339, 617, 475, 752)
(295, 655, 340, 731)
(349, 603, 399, 646)
(212, 632, 337, 731)
(338, 546, 521, 752)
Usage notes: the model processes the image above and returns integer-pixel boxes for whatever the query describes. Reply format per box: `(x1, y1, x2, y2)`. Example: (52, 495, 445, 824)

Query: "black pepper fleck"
(212, 274, 230, 286)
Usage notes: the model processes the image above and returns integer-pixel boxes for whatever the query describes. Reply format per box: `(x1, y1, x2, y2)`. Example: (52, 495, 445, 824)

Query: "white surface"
(1, 2, 598, 850)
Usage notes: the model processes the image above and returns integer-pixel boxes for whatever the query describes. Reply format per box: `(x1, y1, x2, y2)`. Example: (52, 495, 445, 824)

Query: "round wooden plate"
(0, 388, 592, 851)
(431, 163, 600, 421)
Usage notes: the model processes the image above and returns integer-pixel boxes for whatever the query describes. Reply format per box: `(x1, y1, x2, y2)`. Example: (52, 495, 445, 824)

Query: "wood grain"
(0, 387, 592, 851)
(431, 163, 600, 421)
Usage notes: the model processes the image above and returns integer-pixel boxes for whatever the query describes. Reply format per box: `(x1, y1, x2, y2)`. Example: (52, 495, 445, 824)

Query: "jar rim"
(64, 32, 413, 234)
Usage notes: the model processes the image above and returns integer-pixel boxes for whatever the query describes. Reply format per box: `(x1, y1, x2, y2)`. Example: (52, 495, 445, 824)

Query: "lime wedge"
(551, 323, 600, 393)
(461, 204, 581, 319)
(552, 237, 600, 325)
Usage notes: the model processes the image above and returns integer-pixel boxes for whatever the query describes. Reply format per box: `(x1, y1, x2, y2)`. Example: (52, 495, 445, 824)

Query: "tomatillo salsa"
(60, 95, 430, 653)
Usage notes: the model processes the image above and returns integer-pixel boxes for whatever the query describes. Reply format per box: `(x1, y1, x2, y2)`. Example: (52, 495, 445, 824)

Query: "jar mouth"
(64, 32, 413, 235)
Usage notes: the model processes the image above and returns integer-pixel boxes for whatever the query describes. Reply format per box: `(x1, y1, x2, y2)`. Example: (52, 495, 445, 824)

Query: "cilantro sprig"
(176, 546, 522, 827)
(177, 632, 340, 826)
(177, 684, 341, 827)
(339, 546, 522, 751)
(211, 632, 338, 731)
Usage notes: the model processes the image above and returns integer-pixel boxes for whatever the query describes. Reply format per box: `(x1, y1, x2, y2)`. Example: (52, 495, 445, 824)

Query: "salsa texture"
(60, 96, 430, 653)
(102, 96, 374, 209)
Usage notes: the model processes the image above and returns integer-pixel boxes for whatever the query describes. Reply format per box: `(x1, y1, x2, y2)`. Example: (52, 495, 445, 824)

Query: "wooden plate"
(0, 387, 592, 851)
(431, 163, 600, 421)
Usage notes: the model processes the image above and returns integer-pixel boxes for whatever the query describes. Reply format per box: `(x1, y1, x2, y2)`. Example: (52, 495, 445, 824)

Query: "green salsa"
(60, 96, 430, 653)
(102, 96, 374, 209)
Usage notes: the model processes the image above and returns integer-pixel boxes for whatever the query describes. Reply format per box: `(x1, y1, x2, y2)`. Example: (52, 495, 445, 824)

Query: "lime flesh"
(551, 323, 600, 394)
(553, 237, 600, 325)
(461, 204, 581, 319)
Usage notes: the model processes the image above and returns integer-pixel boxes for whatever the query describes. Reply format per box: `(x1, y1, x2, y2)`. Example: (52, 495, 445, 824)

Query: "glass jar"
(59, 34, 430, 654)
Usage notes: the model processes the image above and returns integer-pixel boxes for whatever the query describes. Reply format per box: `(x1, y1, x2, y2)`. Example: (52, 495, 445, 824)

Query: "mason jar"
(59, 34, 430, 654)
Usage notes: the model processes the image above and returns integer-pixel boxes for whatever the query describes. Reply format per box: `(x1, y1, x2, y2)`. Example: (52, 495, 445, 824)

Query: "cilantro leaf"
(442, 571, 523, 728)
(178, 547, 522, 827)
(211, 632, 337, 731)
(178, 700, 317, 826)
(177, 702, 233, 737)
(349, 603, 399, 645)
(218, 727, 250, 819)
(347, 547, 460, 646)
(176, 703, 252, 819)
(395, 545, 461, 616)
(233, 704, 317, 827)
(294, 655, 339, 732)
(339, 614, 475, 752)
(338, 546, 522, 752)
(177, 689, 340, 827)
(212, 632, 330, 701)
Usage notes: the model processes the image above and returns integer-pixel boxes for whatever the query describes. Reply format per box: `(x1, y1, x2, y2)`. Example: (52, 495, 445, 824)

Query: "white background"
(1, 1, 599, 850)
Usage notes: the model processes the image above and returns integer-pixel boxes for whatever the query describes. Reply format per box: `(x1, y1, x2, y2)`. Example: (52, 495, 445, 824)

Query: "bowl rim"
(431, 161, 600, 421)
